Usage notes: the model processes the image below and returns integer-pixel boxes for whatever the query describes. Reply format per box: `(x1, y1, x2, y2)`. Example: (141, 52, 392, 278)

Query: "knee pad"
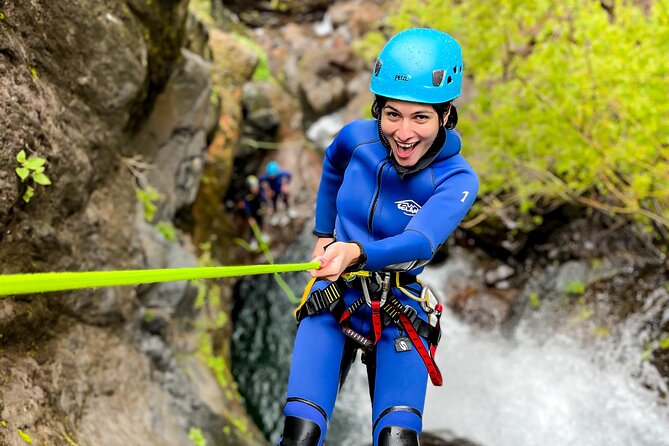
(278, 416, 321, 446)
(377, 426, 419, 446)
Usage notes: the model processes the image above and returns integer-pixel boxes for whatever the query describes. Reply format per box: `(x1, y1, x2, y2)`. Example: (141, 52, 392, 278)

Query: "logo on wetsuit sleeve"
(395, 200, 421, 216)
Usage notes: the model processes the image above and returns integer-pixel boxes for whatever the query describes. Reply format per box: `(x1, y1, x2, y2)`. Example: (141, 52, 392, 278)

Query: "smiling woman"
(378, 100, 446, 167)
(276, 28, 480, 446)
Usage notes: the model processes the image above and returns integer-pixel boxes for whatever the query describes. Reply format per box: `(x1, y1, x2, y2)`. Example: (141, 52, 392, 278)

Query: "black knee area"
(279, 416, 321, 446)
(378, 426, 419, 446)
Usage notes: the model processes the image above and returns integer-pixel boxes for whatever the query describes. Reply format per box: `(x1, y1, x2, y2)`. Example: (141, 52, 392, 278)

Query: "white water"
(329, 263, 669, 446)
(421, 264, 669, 446)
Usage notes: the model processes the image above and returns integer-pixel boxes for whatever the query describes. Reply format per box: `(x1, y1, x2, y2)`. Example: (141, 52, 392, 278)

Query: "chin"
(395, 157, 416, 168)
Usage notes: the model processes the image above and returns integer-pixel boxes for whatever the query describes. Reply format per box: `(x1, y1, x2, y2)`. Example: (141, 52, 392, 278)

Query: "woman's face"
(380, 99, 447, 168)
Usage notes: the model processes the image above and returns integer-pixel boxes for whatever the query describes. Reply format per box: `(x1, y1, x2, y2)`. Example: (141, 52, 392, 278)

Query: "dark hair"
(371, 95, 458, 129)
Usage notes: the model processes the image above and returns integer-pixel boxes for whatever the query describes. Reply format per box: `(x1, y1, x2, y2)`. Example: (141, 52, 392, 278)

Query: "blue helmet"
(370, 28, 463, 104)
(266, 160, 280, 176)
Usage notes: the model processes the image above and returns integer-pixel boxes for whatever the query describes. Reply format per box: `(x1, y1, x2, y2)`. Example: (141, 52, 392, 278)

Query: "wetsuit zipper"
(368, 159, 388, 233)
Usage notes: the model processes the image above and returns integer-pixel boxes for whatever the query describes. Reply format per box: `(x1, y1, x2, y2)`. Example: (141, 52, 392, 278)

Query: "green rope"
(0, 262, 320, 296)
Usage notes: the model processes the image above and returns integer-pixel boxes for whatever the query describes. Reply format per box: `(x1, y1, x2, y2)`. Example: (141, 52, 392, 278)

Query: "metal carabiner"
(419, 285, 436, 314)
(361, 272, 391, 307)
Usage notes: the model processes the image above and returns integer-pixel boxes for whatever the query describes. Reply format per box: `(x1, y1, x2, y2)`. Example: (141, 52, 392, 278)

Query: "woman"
(279, 28, 478, 446)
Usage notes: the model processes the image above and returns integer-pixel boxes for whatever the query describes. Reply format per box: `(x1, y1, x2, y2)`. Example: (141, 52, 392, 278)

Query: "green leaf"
(15, 167, 30, 181)
(32, 172, 52, 186)
(23, 157, 46, 169)
(22, 186, 34, 203)
(16, 150, 26, 163)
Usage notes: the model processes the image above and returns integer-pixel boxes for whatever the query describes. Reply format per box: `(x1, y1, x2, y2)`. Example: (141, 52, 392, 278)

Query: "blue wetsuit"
(260, 169, 292, 211)
(283, 119, 478, 445)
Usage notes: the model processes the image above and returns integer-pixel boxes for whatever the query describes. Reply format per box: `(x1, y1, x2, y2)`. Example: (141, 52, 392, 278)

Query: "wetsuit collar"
(377, 119, 447, 179)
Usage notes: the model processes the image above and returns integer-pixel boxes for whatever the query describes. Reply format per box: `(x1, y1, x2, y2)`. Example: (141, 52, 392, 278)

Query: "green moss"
(232, 34, 271, 81)
(188, 427, 207, 446)
(18, 428, 33, 444)
(659, 334, 669, 350)
(564, 281, 585, 295)
(155, 220, 176, 242)
(143, 309, 156, 323)
(591, 326, 610, 337)
(527, 292, 541, 310)
(62, 431, 80, 446)
(229, 415, 249, 435)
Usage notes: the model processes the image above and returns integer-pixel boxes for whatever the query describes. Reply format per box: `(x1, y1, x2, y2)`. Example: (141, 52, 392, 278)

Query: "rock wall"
(0, 1, 264, 445)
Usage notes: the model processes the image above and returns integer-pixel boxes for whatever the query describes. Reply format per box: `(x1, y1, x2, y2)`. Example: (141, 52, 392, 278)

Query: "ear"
(442, 105, 452, 127)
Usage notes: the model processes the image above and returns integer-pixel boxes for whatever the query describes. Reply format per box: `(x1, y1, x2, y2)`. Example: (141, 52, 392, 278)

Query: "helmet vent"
(374, 59, 383, 76)
(447, 75, 452, 84)
(432, 69, 444, 86)
(453, 66, 457, 73)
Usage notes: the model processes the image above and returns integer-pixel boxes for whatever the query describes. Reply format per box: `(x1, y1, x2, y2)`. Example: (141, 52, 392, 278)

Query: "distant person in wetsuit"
(239, 175, 268, 250)
(260, 160, 295, 226)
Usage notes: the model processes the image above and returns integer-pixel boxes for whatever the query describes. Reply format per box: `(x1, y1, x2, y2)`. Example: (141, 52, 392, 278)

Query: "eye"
(384, 110, 400, 119)
(415, 114, 430, 122)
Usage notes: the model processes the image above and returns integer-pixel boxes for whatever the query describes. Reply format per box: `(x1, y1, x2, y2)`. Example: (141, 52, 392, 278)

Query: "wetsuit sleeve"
(361, 168, 479, 271)
(313, 124, 356, 237)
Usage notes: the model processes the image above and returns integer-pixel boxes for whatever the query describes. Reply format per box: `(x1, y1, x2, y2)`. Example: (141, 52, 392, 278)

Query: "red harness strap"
(398, 311, 443, 386)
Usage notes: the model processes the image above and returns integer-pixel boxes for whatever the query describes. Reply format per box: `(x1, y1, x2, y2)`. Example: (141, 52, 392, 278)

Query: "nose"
(395, 119, 414, 141)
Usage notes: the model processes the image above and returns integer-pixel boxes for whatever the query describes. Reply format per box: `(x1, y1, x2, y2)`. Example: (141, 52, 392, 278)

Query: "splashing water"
(417, 263, 669, 446)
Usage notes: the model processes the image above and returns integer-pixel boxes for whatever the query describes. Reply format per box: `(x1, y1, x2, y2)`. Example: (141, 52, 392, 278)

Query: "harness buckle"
(305, 289, 325, 314)
(403, 305, 419, 325)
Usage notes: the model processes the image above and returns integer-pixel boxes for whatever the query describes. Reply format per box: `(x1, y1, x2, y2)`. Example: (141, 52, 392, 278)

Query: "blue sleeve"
(362, 167, 479, 271)
(313, 123, 358, 236)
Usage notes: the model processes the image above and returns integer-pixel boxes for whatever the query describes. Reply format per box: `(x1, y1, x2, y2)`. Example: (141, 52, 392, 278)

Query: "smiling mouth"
(394, 141, 418, 159)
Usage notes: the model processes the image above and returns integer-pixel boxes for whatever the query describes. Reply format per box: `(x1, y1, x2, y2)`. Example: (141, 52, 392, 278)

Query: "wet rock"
(136, 217, 198, 318)
(484, 263, 515, 286)
(128, 48, 213, 221)
(241, 81, 281, 142)
(224, 0, 332, 27)
(306, 111, 345, 150)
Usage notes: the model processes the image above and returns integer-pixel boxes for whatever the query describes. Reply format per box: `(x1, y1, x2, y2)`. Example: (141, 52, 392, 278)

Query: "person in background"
(260, 160, 296, 226)
(239, 174, 268, 250)
(278, 28, 479, 446)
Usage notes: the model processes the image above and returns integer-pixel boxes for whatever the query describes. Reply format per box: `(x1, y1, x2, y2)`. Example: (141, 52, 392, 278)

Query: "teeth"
(397, 142, 415, 149)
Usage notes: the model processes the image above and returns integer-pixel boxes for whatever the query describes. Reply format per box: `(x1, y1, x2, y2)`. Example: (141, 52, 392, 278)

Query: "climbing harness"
(295, 271, 444, 386)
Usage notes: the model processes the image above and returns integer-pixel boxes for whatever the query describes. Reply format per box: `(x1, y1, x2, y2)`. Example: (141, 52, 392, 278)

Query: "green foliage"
(134, 186, 159, 222)
(188, 427, 207, 446)
(527, 291, 541, 309)
(564, 280, 585, 295)
(659, 334, 669, 350)
(233, 34, 271, 81)
(189, 0, 215, 27)
(155, 220, 176, 242)
(380, 0, 669, 232)
(15, 149, 52, 203)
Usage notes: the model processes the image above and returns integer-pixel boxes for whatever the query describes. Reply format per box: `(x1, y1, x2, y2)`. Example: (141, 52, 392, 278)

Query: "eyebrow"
(383, 104, 436, 116)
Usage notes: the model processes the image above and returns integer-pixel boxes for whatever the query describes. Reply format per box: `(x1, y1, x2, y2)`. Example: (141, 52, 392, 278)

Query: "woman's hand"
(310, 241, 361, 282)
(311, 237, 335, 260)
